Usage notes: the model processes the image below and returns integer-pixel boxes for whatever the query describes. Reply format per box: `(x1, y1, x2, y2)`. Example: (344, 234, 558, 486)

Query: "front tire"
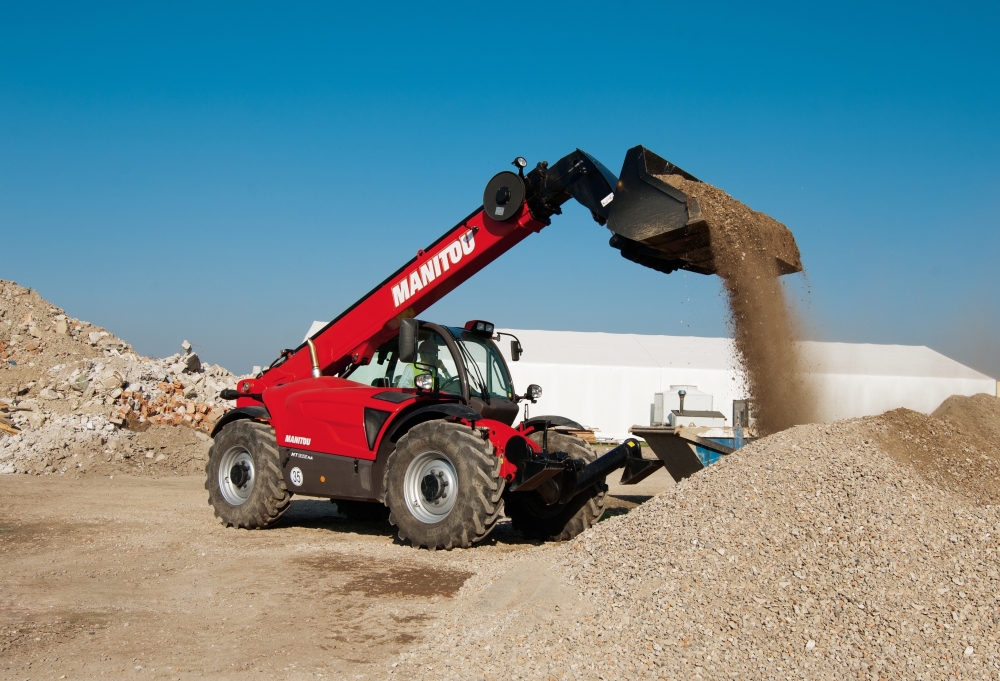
(206, 420, 291, 529)
(384, 420, 504, 550)
(506, 431, 607, 541)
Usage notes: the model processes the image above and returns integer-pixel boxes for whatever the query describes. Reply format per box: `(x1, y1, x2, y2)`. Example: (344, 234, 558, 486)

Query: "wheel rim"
(403, 450, 458, 524)
(218, 446, 255, 506)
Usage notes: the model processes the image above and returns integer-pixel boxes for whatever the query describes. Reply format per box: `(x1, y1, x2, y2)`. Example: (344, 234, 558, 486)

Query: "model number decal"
(285, 435, 311, 446)
(290, 451, 313, 460)
(391, 230, 476, 308)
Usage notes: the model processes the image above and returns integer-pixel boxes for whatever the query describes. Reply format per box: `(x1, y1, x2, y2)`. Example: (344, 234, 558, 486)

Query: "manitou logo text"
(285, 435, 311, 446)
(391, 230, 476, 307)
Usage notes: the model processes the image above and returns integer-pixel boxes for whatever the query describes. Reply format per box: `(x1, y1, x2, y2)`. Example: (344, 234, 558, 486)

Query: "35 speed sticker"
(289, 467, 304, 487)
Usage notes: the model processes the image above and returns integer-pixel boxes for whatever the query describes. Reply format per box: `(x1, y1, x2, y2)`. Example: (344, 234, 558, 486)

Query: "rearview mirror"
(510, 339, 522, 362)
(399, 318, 418, 363)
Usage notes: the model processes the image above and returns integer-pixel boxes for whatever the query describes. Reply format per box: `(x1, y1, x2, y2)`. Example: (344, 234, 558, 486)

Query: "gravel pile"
(0, 280, 242, 476)
(867, 394, 1000, 506)
(394, 408, 1000, 680)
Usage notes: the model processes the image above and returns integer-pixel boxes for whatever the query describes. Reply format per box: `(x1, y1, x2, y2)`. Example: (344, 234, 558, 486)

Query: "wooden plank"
(565, 429, 597, 443)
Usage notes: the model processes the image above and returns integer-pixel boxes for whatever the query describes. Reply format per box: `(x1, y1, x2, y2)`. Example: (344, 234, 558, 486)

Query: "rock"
(53, 319, 68, 335)
(183, 353, 201, 373)
(99, 372, 123, 392)
(181, 340, 192, 353)
(39, 388, 60, 401)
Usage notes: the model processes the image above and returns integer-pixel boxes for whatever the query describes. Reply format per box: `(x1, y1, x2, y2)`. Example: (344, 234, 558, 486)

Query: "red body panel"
(264, 378, 467, 459)
(262, 376, 535, 483)
(263, 378, 391, 460)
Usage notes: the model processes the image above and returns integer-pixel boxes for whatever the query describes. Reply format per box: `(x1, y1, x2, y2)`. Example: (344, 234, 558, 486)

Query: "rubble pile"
(0, 411, 212, 477)
(397, 401, 1000, 680)
(0, 280, 244, 476)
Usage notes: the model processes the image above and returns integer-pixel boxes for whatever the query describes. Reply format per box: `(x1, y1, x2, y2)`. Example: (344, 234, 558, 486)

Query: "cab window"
(453, 332, 513, 400)
(345, 330, 461, 396)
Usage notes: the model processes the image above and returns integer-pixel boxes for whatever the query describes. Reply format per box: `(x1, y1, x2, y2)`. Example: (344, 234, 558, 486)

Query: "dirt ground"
(0, 469, 665, 681)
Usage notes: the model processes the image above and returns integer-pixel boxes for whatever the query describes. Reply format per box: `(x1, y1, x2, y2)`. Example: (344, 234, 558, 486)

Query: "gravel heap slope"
(865, 393, 1000, 505)
(395, 409, 1000, 680)
(0, 280, 242, 476)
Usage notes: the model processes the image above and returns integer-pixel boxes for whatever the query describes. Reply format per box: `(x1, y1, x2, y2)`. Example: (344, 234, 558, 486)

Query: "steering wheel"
(439, 375, 462, 393)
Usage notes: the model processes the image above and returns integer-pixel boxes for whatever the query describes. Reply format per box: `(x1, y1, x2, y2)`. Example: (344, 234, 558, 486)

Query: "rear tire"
(506, 431, 607, 541)
(384, 420, 504, 550)
(205, 420, 291, 529)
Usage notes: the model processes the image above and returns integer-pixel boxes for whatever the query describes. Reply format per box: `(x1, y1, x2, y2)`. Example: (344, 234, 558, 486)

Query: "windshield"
(344, 329, 462, 396)
(448, 328, 514, 401)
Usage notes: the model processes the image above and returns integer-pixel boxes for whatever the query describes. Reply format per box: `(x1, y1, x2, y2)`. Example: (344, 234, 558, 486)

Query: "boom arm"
(237, 149, 619, 398)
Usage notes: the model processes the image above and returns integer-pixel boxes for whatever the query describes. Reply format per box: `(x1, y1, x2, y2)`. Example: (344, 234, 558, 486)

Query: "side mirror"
(510, 339, 522, 362)
(399, 318, 418, 363)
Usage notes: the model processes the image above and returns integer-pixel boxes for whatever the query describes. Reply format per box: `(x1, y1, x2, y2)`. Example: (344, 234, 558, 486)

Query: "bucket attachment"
(630, 425, 744, 483)
(606, 146, 803, 276)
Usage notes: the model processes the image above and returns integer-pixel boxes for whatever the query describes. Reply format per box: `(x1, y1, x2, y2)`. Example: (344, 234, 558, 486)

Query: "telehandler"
(208, 145, 799, 549)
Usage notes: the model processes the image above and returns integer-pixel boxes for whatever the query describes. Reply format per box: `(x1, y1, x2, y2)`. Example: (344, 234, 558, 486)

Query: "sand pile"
(660, 176, 814, 434)
(393, 403, 1000, 680)
(0, 280, 242, 476)
(864, 393, 1000, 505)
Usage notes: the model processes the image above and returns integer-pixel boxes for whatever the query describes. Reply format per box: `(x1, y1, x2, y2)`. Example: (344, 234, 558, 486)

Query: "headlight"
(527, 384, 542, 399)
(415, 374, 434, 391)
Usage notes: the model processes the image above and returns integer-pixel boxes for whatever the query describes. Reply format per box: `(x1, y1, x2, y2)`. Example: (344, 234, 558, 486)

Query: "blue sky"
(2, 1, 998, 377)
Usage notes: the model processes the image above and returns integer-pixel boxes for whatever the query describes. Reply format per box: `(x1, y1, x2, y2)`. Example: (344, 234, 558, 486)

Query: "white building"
(497, 329, 997, 441)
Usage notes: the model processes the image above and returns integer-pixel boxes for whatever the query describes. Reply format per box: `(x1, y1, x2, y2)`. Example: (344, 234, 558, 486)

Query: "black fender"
(210, 406, 271, 438)
(522, 415, 585, 432)
(370, 402, 484, 502)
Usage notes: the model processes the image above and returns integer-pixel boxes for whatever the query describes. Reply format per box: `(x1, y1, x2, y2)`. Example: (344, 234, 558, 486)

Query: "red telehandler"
(207, 146, 790, 549)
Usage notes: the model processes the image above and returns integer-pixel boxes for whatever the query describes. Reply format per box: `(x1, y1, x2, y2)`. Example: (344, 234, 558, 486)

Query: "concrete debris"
(0, 279, 248, 476)
(0, 411, 212, 478)
(183, 351, 201, 373)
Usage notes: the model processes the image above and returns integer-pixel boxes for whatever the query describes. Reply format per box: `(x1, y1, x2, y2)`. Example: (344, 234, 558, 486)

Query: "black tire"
(506, 431, 607, 541)
(205, 420, 291, 529)
(335, 499, 391, 522)
(384, 420, 504, 550)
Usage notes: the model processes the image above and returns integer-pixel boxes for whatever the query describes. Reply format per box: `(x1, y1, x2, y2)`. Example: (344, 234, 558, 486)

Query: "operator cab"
(343, 320, 521, 425)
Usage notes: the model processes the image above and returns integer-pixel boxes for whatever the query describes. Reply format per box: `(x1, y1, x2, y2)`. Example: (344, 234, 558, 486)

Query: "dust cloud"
(660, 175, 816, 435)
